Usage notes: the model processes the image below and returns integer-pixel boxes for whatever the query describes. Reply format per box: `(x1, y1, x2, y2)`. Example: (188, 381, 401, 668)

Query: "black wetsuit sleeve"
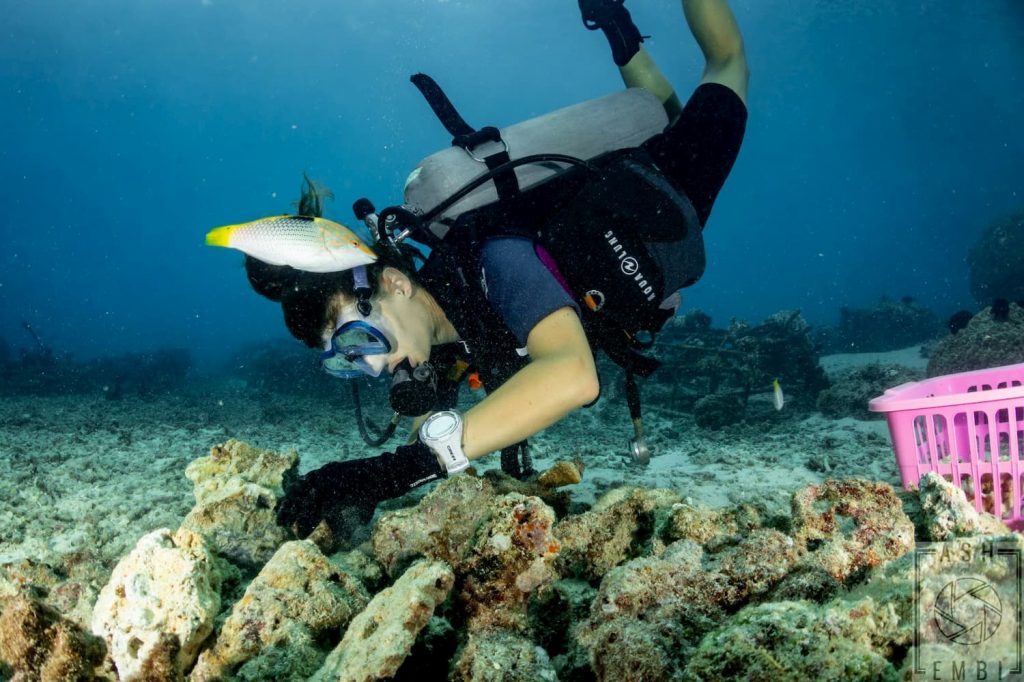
(642, 82, 748, 227)
(479, 237, 580, 348)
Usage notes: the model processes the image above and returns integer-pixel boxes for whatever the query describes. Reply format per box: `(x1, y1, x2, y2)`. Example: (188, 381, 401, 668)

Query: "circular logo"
(620, 257, 639, 276)
(933, 577, 1002, 645)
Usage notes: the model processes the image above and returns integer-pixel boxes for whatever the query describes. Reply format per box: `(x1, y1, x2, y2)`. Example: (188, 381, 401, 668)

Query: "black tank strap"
(483, 146, 519, 205)
(410, 73, 520, 201)
(410, 73, 474, 138)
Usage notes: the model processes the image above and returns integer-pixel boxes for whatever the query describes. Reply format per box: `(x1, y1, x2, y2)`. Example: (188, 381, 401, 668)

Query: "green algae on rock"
(554, 487, 682, 581)
(190, 540, 369, 681)
(311, 559, 454, 682)
(0, 594, 106, 681)
(180, 439, 296, 569)
(790, 478, 915, 582)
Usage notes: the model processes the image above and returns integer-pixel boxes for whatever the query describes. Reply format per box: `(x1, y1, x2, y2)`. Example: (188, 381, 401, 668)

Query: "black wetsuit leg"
(641, 82, 748, 292)
(643, 82, 748, 227)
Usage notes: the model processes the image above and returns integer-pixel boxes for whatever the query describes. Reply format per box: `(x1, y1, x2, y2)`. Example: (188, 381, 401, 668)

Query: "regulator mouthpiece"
(389, 360, 439, 416)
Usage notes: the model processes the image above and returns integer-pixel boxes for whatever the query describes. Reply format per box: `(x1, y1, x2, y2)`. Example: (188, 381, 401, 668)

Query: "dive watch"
(419, 410, 470, 475)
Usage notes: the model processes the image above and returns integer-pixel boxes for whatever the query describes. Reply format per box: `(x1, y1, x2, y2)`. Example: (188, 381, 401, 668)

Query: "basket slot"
(965, 408, 985, 510)
(980, 472, 1018, 522)
(951, 412, 972, 464)
(913, 415, 927, 464)
(1012, 473, 1023, 522)
(960, 473, 977, 507)
(978, 411, 993, 464)
(918, 414, 948, 466)
(1018, 474, 1024, 530)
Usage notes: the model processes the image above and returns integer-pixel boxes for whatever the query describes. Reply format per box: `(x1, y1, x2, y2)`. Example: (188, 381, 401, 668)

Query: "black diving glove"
(578, 0, 647, 66)
(276, 440, 447, 538)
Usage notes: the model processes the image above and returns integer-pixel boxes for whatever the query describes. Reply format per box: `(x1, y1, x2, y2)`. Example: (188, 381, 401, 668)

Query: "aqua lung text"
(604, 230, 657, 302)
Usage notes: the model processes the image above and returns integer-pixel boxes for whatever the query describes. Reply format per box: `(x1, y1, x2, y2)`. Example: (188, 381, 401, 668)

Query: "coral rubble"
(180, 439, 295, 569)
(653, 309, 828, 420)
(0, 595, 106, 681)
(815, 298, 943, 354)
(374, 478, 561, 633)
(916, 472, 1010, 540)
(311, 560, 454, 682)
(6, 437, 1022, 681)
(554, 487, 680, 581)
(451, 629, 558, 682)
(537, 460, 583, 489)
(190, 540, 369, 681)
(790, 478, 915, 582)
(90, 527, 221, 681)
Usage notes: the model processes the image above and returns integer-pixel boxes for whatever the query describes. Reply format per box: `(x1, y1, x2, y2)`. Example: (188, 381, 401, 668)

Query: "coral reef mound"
(815, 298, 943, 354)
(816, 363, 923, 420)
(926, 302, 1024, 376)
(968, 208, 1024, 304)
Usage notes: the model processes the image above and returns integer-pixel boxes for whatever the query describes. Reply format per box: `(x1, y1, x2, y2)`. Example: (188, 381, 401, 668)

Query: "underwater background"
(2, 0, 1022, 365)
(3, 2, 1024, 680)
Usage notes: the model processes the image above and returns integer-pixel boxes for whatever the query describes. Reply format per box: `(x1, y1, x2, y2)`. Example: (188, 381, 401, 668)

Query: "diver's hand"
(276, 442, 447, 538)
(276, 459, 380, 538)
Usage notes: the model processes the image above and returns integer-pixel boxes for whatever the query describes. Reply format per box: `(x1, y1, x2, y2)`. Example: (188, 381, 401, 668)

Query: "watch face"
(424, 412, 458, 439)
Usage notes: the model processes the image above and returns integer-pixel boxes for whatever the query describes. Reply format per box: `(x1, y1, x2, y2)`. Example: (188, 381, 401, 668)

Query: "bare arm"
(460, 307, 599, 460)
(682, 0, 749, 104)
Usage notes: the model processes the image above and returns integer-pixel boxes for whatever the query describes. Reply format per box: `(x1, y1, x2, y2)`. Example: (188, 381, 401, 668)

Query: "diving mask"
(320, 307, 395, 379)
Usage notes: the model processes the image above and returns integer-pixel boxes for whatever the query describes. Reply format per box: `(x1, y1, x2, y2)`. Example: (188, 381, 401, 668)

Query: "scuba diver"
(210, 0, 749, 539)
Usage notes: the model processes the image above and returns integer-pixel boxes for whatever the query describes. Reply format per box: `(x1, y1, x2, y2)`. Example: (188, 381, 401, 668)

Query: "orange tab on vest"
(448, 359, 471, 381)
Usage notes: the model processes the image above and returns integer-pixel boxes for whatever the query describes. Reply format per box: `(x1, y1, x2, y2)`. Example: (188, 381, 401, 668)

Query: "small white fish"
(773, 378, 785, 411)
(205, 215, 376, 273)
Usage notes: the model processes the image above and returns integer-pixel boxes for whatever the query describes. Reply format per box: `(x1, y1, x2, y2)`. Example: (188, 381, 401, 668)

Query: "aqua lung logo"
(604, 230, 656, 302)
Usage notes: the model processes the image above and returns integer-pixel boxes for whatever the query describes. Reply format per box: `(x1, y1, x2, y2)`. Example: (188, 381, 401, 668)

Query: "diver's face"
(324, 268, 435, 376)
(373, 284, 435, 372)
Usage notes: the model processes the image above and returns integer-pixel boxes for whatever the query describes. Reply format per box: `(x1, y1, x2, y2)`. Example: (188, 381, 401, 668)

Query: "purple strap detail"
(533, 243, 574, 297)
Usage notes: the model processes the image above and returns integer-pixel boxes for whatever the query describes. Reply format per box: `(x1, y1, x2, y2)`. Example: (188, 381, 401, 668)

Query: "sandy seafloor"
(0, 346, 929, 626)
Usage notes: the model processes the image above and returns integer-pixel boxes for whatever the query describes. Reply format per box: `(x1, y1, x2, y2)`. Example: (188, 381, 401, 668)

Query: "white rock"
(91, 527, 221, 681)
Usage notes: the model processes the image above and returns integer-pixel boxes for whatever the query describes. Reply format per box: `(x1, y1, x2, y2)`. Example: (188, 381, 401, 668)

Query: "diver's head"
(247, 252, 449, 376)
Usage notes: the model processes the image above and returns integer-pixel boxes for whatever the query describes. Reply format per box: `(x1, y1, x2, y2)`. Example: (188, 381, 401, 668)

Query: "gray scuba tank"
(403, 87, 669, 239)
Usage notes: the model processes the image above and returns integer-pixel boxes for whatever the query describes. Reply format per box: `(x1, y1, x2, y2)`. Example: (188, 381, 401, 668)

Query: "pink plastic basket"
(868, 362, 1024, 531)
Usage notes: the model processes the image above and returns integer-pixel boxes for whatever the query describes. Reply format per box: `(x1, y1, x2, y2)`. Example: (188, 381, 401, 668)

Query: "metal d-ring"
(464, 139, 510, 164)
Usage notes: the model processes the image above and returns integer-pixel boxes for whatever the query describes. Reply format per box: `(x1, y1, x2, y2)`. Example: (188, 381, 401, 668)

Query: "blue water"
(1, 0, 1022, 367)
